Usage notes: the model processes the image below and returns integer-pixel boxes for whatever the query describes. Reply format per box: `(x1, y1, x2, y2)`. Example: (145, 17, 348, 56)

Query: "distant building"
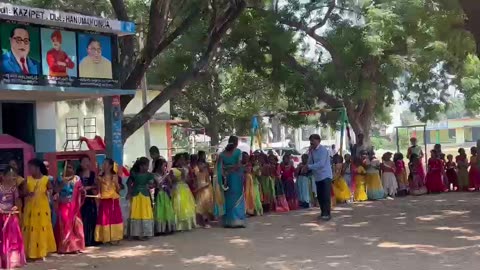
(409, 118, 480, 147)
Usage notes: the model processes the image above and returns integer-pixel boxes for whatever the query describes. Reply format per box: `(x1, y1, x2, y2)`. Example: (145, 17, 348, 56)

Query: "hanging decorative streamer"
(253, 107, 350, 154)
(250, 116, 262, 154)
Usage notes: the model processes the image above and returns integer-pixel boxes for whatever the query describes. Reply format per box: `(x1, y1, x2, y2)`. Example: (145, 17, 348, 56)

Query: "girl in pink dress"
(54, 161, 85, 254)
(394, 153, 409, 196)
(270, 155, 289, 212)
(280, 155, 298, 210)
(0, 166, 25, 269)
(426, 150, 446, 193)
(468, 147, 480, 190)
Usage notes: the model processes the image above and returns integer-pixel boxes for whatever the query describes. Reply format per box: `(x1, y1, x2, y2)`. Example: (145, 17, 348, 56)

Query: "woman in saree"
(22, 159, 57, 260)
(0, 166, 26, 268)
(217, 136, 246, 228)
(77, 155, 97, 246)
(456, 148, 470, 191)
(55, 161, 85, 254)
(95, 158, 123, 244)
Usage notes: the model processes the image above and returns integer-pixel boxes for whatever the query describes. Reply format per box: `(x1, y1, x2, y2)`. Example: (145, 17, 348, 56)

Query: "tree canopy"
(7, 0, 480, 146)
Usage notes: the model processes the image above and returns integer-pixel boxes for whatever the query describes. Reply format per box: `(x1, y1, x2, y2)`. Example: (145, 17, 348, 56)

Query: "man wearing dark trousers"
(304, 134, 333, 221)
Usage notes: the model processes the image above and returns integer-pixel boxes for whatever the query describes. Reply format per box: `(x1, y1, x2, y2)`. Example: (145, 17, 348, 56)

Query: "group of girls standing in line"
(424, 145, 480, 193)
(325, 141, 480, 206)
(0, 157, 124, 269)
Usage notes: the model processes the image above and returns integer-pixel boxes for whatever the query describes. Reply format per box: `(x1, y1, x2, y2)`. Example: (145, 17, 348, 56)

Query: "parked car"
(264, 147, 302, 167)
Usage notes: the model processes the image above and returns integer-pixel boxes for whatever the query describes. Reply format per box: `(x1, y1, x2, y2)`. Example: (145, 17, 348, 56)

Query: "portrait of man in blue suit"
(1, 26, 40, 75)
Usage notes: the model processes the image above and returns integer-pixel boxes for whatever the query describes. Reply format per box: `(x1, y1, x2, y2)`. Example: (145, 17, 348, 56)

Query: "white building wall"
(55, 90, 170, 165)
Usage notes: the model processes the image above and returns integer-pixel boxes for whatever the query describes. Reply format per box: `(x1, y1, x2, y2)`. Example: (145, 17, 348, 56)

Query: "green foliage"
(462, 54, 480, 113)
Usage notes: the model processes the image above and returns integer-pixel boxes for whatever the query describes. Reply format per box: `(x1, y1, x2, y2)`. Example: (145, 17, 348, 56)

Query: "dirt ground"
(27, 193, 480, 270)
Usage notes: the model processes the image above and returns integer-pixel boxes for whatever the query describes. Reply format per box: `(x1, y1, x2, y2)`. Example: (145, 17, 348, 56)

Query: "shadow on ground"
(27, 192, 480, 270)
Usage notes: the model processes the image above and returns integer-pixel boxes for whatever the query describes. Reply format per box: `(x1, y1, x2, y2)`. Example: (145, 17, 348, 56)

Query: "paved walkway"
(27, 193, 480, 269)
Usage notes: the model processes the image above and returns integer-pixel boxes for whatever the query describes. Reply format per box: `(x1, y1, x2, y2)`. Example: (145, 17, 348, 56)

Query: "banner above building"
(0, 3, 135, 35)
(0, 4, 136, 89)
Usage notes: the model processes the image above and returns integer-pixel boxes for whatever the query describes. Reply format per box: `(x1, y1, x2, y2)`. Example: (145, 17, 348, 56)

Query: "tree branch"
(146, 0, 171, 50)
(122, 0, 247, 141)
(109, 0, 129, 20)
(254, 7, 343, 70)
(120, 7, 202, 110)
(283, 55, 341, 107)
(310, 0, 335, 32)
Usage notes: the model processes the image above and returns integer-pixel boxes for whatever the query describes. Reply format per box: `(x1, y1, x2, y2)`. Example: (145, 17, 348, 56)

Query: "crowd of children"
(1, 140, 480, 269)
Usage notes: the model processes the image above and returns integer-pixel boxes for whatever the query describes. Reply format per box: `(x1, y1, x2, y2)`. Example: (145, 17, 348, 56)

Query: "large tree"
(11, 0, 247, 142)
(237, 0, 476, 143)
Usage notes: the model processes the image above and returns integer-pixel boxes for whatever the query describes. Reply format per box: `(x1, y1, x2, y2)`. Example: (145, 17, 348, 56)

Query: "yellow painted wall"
(465, 127, 473, 142)
(456, 128, 465, 144)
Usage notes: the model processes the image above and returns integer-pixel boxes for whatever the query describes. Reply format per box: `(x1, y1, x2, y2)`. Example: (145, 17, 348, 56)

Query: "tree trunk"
(347, 108, 373, 147)
(121, 1, 247, 142)
(271, 117, 282, 142)
(460, 0, 480, 56)
(205, 122, 220, 147)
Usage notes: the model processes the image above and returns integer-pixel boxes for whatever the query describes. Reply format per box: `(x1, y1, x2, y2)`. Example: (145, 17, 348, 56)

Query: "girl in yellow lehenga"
(195, 151, 214, 227)
(95, 158, 124, 244)
(332, 155, 351, 203)
(22, 159, 56, 260)
(242, 152, 256, 216)
(127, 157, 154, 239)
(353, 155, 368, 202)
(171, 154, 196, 231)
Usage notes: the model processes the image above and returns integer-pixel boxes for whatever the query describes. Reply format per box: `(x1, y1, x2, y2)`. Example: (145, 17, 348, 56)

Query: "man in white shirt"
(303, 134, 333, 221)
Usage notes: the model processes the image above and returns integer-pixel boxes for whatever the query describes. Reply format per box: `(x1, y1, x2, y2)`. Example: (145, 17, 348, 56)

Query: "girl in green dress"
(127, 157, 154, 240)
(153, 159, 176, 234)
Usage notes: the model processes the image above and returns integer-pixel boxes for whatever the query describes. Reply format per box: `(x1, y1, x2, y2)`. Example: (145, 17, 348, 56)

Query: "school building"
(412, 118, 480, 148)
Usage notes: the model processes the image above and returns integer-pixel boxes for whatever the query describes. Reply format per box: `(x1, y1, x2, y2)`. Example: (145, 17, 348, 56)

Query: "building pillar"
(103, 96, 123, 166)
(455, 128, 465, 144)
(35, 102, 56, 154)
